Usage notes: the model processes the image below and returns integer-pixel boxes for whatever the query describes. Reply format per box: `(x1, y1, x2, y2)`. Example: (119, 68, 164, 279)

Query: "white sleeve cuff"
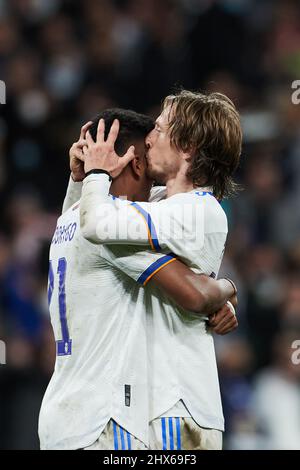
(83, 173, 111, 193)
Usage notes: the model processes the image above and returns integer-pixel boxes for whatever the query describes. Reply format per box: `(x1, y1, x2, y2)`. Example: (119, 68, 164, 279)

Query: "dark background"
(0, 0, 300, 449)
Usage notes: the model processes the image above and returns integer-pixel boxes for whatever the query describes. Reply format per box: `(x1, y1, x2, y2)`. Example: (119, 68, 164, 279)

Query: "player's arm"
(62, 121, 92, 214)
(62, 177, 83, 214)
(80, 174, 206, 274)
(148, 259, 236, 315)
(149, 260, 238, 334)
(102, 245, 237, 334)
(80, 173, 158, 247)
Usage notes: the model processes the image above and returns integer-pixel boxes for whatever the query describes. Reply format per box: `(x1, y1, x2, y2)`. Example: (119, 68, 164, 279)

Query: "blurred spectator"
(251, 331, 300, 449)
(217, 338, 254, 447)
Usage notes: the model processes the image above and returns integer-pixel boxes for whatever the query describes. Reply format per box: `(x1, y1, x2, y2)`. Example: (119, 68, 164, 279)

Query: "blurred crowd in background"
(0, 0, 300, 450)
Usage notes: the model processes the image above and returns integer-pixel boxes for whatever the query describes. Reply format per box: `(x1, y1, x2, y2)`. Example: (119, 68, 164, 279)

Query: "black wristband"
(85, 169, 112, 181)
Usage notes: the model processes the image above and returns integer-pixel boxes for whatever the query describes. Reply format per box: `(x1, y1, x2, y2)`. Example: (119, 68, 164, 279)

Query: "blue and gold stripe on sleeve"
(130, 202, 161, 252)
(137, 253, 176, 286)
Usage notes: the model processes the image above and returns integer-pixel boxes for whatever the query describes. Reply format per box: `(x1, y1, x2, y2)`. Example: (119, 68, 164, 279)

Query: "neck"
(110, 179, 135, 201)
(110, 174, 150, 202)
(165, 165, 194, 198)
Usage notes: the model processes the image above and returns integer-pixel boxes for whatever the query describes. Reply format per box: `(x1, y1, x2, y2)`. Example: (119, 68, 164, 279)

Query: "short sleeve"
(100, 245, 176, 286)
(139, 193, 205, 268)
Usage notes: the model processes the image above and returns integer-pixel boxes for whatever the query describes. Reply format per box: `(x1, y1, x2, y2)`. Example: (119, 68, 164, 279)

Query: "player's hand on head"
(70, 121, 93, 182)
(84, 118, 135, 179)
(208, 301, 238, 335)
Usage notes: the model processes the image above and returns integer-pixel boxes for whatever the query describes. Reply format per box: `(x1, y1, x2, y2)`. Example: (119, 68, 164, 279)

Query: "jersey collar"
(190, 186, 213, 194)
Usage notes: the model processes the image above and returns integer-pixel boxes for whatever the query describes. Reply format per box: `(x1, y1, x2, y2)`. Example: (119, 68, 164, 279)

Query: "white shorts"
(84, 417, 222, 451)
(149, 417, 222, 450)
(83, 420, 147, 450)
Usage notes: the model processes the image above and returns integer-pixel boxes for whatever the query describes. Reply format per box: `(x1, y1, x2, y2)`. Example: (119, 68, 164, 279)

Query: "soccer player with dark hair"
(78, 90, 242, 449)
(39, 102, 239, 450)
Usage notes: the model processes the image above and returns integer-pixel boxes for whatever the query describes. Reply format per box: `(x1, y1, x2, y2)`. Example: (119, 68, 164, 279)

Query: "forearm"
(80, 173, 110, 243)
(149, 261, 235, 315)
(200, 277, 235, 315)
(80, 173, 152, 246)
(62, 176, 83, 213)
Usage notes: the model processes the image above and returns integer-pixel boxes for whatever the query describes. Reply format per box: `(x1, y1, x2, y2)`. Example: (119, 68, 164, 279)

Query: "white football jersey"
(80, 174, 228, 431)
(38, 202, 174, 449)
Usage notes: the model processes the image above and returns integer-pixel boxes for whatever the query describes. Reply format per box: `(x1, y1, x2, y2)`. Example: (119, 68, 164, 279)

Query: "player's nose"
(145, 129, 154, 148)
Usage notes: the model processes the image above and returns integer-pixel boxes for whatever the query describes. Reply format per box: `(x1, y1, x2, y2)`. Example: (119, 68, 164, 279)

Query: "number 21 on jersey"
(48, 258, 72, 356)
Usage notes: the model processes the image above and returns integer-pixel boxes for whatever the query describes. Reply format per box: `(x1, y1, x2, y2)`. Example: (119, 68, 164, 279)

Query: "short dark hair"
(89, 108, 154, 155)
(163, 90, 242, 199)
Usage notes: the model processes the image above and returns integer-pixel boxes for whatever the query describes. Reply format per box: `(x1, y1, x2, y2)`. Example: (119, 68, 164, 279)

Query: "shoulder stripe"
(130, 202, 160, 252)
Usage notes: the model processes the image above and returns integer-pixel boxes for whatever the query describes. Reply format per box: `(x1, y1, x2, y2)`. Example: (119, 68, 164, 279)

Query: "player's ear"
(130, 155, 145, 177)
(180, 144, 194, 161)
(181, 150, 192, 161)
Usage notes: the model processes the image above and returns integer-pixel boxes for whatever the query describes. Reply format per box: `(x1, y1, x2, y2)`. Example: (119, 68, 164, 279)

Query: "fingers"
(212, 316, 238, 335)
(78, 119, 120, 147)
(70, 141, 86, 161)
(122, 145, 136, 165)
(82, 145, 88, 156)
(77, 138, 87, 149)
(208, 301, 238, 335)
(107, 119, 119, 146)
(86, 130, 94, 146)
(108, 145, 135, 179)
(212, 312, 235, 331)
(80, 121, 93, 139)
(210, 303, 238, 334)
(96, 118, 105, 143)
(74, 151, 84, 162)
(209, 304, 234, 327)
(214, 312, 237, 330)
